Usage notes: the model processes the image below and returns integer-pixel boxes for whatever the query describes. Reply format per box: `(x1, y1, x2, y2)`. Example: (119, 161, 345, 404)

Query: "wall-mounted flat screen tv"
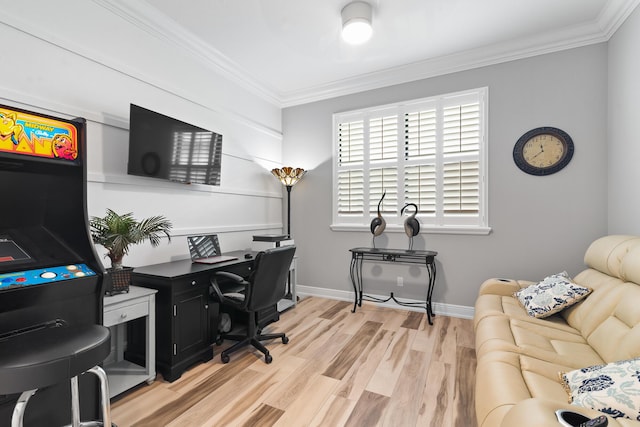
(127, 104, 222, 186)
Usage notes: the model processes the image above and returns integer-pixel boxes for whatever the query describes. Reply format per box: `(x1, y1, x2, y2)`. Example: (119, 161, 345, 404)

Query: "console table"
(349, 247, 438, 325)
(103, 285, 157, 397)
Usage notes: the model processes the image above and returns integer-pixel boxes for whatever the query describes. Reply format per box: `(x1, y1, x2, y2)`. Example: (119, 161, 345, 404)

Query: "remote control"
(580, 415, 608, 427)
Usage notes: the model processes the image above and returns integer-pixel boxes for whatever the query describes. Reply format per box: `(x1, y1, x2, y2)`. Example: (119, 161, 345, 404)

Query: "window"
(332, 87, 489, 234)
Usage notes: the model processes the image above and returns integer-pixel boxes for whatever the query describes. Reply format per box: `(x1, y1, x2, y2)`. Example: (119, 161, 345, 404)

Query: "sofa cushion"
(561, 269, 627, 335)
(514, 272, 592, 318)
(475, 351, 575, 427)
(475, 314, 604, 367)
(587, 284, 640, 364)
(583, 235, 640, 279)
(560, 358, 640, 420)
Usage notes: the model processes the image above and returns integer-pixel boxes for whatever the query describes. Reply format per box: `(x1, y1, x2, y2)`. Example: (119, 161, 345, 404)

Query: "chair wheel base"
(221, 354, 230, 363)
(265, 354, 273, 364)
(282, 336, 289, 344)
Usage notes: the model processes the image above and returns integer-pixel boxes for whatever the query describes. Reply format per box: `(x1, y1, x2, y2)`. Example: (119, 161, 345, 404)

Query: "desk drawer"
(172, 274, 210, 294)
(104, 301, 148, 327)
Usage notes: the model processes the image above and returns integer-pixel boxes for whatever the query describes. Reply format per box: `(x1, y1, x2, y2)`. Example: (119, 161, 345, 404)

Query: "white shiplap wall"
(0, 0, 285, 269)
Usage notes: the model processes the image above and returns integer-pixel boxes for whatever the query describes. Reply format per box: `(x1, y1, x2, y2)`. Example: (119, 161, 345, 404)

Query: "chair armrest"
(210, 271, 249, 309)
(215, 271, 248, 284)
(479, 278, 533, 296)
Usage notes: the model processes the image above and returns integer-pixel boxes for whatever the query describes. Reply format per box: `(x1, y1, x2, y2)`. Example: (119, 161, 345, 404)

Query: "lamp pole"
(270, 167, 305, 307)
(286, 185, 292, 238)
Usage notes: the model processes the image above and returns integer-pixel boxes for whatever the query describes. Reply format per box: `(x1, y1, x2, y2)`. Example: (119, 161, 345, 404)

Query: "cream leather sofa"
(474, 235, 640, 427)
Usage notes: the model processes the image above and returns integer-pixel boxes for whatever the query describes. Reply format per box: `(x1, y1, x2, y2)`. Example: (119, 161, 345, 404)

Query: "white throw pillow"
(560, 358, 640, 420)
(514, 272, 591, 318)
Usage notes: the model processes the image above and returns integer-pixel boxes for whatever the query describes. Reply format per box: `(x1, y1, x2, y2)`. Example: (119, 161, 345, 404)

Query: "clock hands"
(530, 144, 545, 159)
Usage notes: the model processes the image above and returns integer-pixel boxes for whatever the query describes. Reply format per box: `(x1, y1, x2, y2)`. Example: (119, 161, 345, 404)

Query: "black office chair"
(210, 245, 295, 364)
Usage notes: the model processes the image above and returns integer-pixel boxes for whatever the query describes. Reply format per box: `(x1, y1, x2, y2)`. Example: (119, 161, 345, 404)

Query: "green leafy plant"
(90, 209, 172, 270)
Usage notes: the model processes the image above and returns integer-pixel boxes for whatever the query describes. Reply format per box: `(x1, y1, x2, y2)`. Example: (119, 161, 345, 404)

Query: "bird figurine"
(370, 191, 386, 237)
(401, 203, 420, 237)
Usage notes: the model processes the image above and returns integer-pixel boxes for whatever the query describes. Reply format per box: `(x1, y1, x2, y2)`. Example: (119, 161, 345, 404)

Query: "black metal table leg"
(348, 248, 438, 325)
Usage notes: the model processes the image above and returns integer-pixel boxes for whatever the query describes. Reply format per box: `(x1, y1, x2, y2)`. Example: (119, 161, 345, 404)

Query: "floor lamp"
(271, 167, 306, 238)
(271, 167, 305, 305)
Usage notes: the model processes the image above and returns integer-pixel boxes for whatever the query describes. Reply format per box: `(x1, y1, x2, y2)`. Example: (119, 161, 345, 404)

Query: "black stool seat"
(0, 324, 111, 395)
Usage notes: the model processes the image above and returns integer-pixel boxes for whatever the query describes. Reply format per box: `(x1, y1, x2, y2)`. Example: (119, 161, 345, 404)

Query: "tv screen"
(127, 104, 222, 186)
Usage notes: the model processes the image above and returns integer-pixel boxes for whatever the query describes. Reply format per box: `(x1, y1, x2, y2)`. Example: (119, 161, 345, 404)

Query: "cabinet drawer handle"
(191, 280, 196, 286)
(120, 313, 127, 319)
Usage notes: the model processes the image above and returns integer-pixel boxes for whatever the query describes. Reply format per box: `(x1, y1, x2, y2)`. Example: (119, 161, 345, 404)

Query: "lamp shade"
(271, 167, 305, 187)
(341, 1, 373, 44)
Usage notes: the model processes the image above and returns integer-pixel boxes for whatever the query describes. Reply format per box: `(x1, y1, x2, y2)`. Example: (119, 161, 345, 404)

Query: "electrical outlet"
(397, 276, 403, 287)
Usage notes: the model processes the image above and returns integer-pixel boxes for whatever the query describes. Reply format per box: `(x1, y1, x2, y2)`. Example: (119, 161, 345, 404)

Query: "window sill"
(330, 223, 492, 235)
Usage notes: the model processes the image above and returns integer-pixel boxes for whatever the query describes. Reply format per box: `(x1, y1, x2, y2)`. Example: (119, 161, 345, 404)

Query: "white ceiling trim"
(0, 1, 284, 141)
(94, 0, 282, 106)
(98, 0, 640, 108)
(598, 0, 640, 37)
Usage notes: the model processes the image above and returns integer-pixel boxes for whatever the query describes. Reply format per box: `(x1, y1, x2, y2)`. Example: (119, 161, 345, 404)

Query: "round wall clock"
(513, 127, 574, 176)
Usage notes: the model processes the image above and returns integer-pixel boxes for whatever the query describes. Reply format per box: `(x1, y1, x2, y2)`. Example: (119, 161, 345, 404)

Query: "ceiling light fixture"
(341, 1, 373, 45)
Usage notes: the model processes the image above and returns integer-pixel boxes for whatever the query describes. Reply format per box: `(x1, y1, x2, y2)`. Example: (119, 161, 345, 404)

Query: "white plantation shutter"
(441, 99, 481, 215)
(337, 170, 364, 214)
(404, 165, 436, 214)
(370, 115, 398, 162)
(337, 120, 365, 215)
(333, 88, 487, 231)
(443, 161, 479, 213)
(404, 109, 437, 160)
(369, 167, 398, 214)
(338, 120, 364, 165)
(404, 107, 437, 214)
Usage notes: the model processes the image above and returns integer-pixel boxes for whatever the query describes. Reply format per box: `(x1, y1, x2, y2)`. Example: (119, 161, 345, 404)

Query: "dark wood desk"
(128, 251, 258, 382)
(349, 247, 438, 325)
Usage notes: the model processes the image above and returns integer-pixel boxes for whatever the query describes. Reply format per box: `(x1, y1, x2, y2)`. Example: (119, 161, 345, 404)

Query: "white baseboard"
(296, 285, 475, 320)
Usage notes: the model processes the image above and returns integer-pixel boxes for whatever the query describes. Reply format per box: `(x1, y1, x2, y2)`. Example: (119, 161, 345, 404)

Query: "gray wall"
(608, 6, 640, 234)
(283, 44, 609, 310)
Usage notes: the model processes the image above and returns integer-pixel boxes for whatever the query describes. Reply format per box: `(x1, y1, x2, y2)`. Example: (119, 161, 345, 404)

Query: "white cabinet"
(103, 285, 157, 398)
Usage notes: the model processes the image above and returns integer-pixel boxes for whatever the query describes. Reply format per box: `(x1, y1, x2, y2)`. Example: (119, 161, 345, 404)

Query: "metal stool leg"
(9, 366, 112, 427)
(87, 366, 111, 427)
(64, 365, 113, 427)
(71, 376, 81, 427)
(11, 389, 36, 427)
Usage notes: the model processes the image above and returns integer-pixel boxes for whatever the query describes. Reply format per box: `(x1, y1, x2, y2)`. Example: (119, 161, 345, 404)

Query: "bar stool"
(0, 323, 112, 427)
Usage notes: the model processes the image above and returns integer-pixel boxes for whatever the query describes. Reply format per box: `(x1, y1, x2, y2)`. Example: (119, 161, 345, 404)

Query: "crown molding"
(92, 0, 282, 107)
(597, 0, 640, 38)
(11, 0, 640, 109)
(280, 1, 640, 107)
(94, 0, 640, 108)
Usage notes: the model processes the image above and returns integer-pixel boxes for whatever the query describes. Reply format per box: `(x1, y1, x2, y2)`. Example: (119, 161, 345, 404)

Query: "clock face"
(513, 127, 574, 176)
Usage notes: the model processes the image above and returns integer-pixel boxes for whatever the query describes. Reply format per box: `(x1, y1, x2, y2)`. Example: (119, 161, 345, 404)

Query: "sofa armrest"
(500, 398, 632, 427)
(479, 278, 533, 296)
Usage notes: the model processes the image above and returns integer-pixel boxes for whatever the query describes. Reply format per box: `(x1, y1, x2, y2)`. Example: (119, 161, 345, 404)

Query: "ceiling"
(109, 0, 638, 106)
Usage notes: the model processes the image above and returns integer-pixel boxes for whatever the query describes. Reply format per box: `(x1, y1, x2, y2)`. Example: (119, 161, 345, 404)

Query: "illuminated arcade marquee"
(0, 106, 79, 162)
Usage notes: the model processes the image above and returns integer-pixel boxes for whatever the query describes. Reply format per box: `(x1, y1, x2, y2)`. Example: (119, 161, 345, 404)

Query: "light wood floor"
(111, 296, 477, 427)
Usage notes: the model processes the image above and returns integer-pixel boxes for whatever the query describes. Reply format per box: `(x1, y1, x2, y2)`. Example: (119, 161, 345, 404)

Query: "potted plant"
(90, 209, 173, 294)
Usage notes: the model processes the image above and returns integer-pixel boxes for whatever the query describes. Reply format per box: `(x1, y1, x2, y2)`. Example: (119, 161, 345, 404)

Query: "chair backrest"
(245, 245, 296, 312)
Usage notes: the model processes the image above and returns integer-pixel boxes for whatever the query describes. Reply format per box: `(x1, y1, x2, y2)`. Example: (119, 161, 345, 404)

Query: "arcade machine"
(0, 104, 106, 425)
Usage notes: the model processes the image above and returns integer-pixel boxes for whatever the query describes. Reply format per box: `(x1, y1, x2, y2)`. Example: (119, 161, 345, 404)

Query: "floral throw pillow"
(560, 358, 640, 420)
(514, 271, 592, 318)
